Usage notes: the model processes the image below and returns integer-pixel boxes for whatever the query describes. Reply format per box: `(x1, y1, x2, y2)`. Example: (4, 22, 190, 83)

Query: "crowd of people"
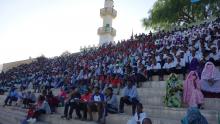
(0, 17, 220, 124)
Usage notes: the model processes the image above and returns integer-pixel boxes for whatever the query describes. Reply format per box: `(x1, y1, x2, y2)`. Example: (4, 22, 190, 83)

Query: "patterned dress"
(164, 73, 183, 108)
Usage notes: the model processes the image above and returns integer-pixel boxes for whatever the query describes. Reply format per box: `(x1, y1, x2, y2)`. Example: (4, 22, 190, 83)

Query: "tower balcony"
(98, 27, 116, 36)
(100, 7, 117, 18)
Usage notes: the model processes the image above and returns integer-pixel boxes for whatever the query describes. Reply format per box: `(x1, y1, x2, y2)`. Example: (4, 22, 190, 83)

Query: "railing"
(98, 27, 116, 36)
(100, 7, 117, 18)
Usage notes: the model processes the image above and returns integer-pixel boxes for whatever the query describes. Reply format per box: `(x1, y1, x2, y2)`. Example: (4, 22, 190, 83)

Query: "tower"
(98, 0, 117, 45)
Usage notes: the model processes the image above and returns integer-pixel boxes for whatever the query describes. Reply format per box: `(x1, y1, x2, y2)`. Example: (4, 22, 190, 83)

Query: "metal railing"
(98, 27, 116, 36)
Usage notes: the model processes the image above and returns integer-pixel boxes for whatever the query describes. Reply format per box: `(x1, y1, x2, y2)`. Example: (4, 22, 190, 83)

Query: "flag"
(191, 0, 200, 3)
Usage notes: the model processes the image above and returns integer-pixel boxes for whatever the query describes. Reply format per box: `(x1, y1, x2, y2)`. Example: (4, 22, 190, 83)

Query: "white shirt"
(146, 64, 152, 70)
(114, 67, 123, 75)
(156, 56, 161, 62)
(127, 112, 147, 124)
(209, 52, 220, 60)
(188, 53, 201, 62)
(163, 62, 176, 69)
(176, 58, 186, 68)
(152, 63, 161, 70)
(94, 95, 101, 102)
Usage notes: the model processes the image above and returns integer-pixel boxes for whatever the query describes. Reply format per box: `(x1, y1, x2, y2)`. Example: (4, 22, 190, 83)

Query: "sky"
(0, 0, 156, 65)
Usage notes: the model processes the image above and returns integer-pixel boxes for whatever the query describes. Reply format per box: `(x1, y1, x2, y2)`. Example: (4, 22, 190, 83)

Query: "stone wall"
(2, 58, 36, 72)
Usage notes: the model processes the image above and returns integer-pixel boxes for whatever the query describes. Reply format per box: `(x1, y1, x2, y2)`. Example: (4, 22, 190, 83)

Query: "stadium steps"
(134, 81, 220, 124)
(1, 105, 217, 124)
(136, 81, 220, 110)
(0, 81, 219, 124)
(0, 106, 26, 124)
(0, 105, 48, 124)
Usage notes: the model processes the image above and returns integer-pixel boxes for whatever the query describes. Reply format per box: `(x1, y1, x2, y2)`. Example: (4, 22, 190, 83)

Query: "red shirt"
(27, 109, 35, 118)
(111, 78, 121, 87)
(81, 93, 92, 102)
(58, 90, 67, 99)
(99, 75, 105, 81)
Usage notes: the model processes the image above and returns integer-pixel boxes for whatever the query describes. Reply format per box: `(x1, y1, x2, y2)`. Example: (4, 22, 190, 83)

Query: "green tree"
(143, 0, 220, 30)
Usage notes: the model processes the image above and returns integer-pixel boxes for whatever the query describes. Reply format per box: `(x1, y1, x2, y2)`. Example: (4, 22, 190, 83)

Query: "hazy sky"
(0, 0, 156, 64)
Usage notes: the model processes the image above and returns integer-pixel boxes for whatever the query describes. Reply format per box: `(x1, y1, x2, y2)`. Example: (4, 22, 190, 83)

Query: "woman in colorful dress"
(200, 62, 220, 93)
(183, 71, 204, 108)
(164, 73, 183, 108)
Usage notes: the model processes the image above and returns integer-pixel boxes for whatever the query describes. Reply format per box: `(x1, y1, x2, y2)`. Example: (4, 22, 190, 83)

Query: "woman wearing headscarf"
(181, 107, 208, 124)
(183, 71, 204, 108)
(200, 62, 220, 93)
(164, 73, 183, 108)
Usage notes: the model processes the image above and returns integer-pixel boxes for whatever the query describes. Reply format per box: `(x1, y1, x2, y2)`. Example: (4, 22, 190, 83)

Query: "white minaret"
(98, 0, 117, 45)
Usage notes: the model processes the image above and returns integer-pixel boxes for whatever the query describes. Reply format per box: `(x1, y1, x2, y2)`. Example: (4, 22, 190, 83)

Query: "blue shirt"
(123, 85, 138, 99)
(9, 90, 19, 98)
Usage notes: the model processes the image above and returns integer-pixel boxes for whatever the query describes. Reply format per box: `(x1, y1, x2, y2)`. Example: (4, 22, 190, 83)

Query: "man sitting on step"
(105, 87, 118, 114)
(119, 79, 139, 115)
(78, 88, 92, 121)
(61, 87, 82, 120)
(88, 86, 105, 123)
(3, 86, 19, 106)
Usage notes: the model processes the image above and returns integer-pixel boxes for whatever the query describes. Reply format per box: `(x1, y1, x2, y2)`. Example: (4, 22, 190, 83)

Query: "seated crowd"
(2, 77, 142, 124)
(0, 18, 220, 124)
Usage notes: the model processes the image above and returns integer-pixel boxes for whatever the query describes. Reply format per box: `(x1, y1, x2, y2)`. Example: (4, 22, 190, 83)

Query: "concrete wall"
(0, 64, 2, 73)
(2, 58, 36, 72)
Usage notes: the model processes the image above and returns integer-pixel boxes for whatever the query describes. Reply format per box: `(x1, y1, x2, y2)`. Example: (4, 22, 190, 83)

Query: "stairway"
(0, 81, 219, 124)
(135, 81, 220, 124)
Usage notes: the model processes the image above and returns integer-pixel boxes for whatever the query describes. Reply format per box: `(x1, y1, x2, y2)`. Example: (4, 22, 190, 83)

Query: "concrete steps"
(0, 106, 25, 124)
(0, 106, 48, 124)
(138, 81, 220, 110)
(41, 114, 97, 124)
(122, 105, 219, 124)
(142, 81, 167, 89)
(122, 81, 220, 124)
(1, 105, 218, 124)
(138, 94, 220, 110)
(0, 81, 219, 124)
(108, 114, 181, 124)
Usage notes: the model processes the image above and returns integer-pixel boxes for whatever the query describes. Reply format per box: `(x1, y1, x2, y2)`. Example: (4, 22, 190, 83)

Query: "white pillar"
(98, 0, 117, 45)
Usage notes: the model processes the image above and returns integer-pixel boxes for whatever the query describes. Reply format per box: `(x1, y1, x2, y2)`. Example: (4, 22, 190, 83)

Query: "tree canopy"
(143, 0, 220, 30)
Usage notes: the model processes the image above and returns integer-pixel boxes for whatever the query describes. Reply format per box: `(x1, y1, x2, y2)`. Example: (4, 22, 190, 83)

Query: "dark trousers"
(79, 102, 88, 119)
(214, 60, 220, 66)
(88, 102, 104, 120)
(0, 89, 4, 95)
(23, 98, 34, 108)
(63, 102, 81, 118)
(147, 70, 163, 81)
(33, 109, 46, 120)
(4, 96, 18, 105)
(106, 104, 118, 114)
(175, 67, 187, 79)
(49, 103, 56, 113)
(119, 97, 139, 115)
(33, 84, 41, 93)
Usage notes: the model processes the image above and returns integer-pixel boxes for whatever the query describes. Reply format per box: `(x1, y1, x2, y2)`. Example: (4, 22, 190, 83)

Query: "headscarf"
(181, 107, 208, 124)
(183, 71, 200, 104)
(201, 62, 220, 80)
(189, 58, 199, 71)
